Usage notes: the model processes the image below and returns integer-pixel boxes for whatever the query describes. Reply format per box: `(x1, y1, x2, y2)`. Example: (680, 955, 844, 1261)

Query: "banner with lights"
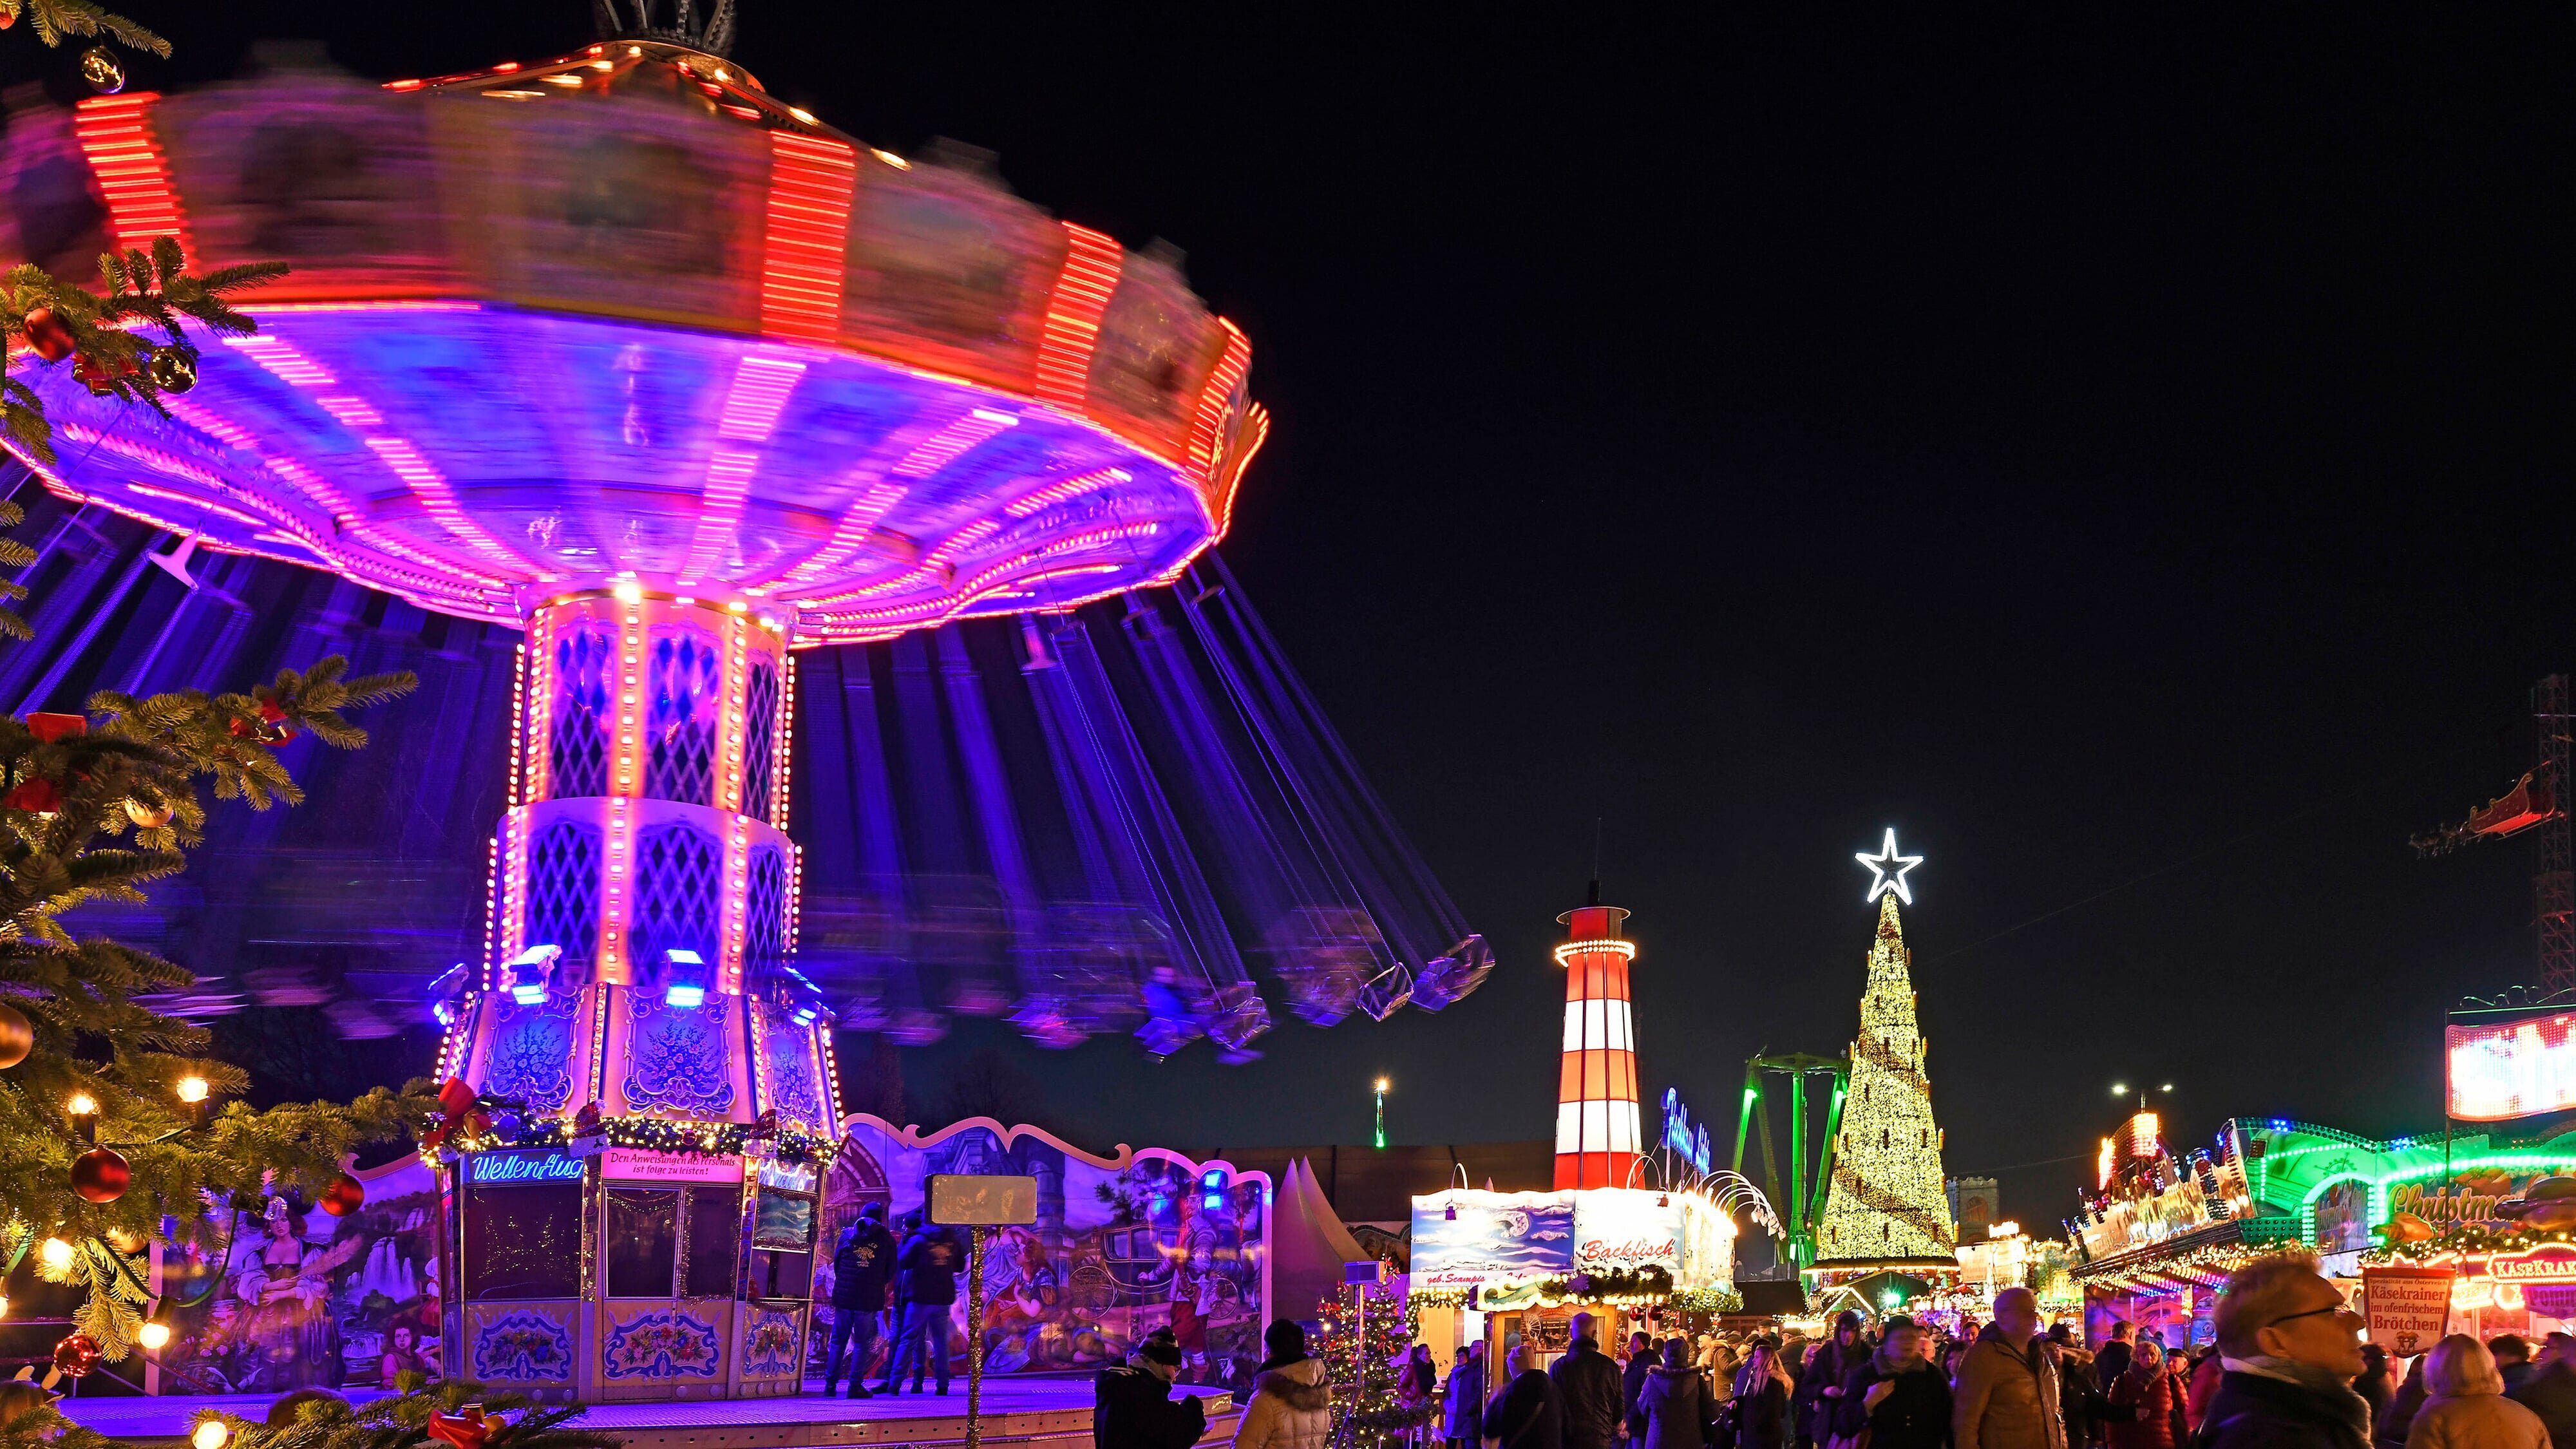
(2449, 1012, 2576, 1121)
(1408, 1187, 1735, 1304)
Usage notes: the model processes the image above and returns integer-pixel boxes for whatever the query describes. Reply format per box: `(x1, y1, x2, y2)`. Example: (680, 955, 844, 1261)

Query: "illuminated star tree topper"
(1853, 827, 1923, 905)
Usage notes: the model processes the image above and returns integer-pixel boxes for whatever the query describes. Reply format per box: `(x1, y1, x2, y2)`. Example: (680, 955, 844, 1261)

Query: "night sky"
(16, 5, 2572, 1229)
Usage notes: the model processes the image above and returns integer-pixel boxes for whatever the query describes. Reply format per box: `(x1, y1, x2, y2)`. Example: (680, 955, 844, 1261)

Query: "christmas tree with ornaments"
(1812, 891, 1960, 1268)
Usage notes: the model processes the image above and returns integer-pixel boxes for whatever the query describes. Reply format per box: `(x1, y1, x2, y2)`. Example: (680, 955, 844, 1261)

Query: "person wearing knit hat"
(1236, 1320, 1334, 1449)
(1095, 1327, 1206, 1449)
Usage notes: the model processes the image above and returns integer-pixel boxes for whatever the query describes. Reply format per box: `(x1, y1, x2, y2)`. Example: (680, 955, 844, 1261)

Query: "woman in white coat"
(1235, 1320, 1334, 1449)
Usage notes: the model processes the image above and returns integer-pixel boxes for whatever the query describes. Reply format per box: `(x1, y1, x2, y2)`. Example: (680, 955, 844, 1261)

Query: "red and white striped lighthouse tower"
(1553, 884, 1643, 1190)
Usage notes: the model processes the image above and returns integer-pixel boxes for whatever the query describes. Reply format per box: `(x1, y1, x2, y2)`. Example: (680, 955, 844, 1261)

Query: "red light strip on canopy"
(74, 94, 191, 259)
(1185, 321, 1252, 488)
(761, 133, 856, 343)
(1034, 223, 1123, 409)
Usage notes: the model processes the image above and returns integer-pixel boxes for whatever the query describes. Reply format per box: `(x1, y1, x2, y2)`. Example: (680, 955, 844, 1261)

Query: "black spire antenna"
(1587, 815, 1602, 905)
(592, 0, 737, 55)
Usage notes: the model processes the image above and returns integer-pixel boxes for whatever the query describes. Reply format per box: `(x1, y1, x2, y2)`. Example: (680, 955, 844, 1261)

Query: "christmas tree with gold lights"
(1814, 892, 1958, 1268)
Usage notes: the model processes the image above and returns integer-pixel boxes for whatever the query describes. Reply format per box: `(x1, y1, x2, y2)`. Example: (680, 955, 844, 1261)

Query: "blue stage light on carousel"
(663, 948, 708, 1009)
(504, 943, 560, 1005)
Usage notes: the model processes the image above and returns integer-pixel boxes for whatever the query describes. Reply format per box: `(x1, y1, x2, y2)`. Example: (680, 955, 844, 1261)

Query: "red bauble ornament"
(319, 1171, 365, 1217)
(52, 1332, 99, 1378)
(71, 1146, 129, 1204)
(6, 777, 60, 816)
(20, 308, 72, 363)
(256, 700, 296, 744)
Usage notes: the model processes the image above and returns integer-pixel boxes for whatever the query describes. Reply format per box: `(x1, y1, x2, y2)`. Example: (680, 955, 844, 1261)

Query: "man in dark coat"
(1446, 1342, 1490, 1449)
(1627, 1332, 1658, 1439)
(826, 1202, 899, 1397)
(1489, 1343, 1567, 1449)
(2506, 1335, 2576, 1449)
(2196, 1256, 2371, 1449)
(1835, 1317, 1951, 1449)
(882, 1220, 963, 1394)
(1095, 1329, 1207, 1449)
(2096, 1325, 2134, 1399)
(2492, 1336, 2535, 1392)
(1553, 1314, 1627, 1449)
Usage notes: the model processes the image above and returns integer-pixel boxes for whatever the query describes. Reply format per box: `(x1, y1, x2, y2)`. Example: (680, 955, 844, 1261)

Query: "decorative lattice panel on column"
(644, 631, 721, 806)
(548, 625, 616, 800)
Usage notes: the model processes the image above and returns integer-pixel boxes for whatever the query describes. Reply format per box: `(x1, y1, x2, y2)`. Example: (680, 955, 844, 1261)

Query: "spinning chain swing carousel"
(0, 0, 1491, 1401)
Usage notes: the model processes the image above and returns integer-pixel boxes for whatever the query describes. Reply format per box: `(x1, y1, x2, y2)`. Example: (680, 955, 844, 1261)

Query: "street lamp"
(1373, 1077, 1390, 1150)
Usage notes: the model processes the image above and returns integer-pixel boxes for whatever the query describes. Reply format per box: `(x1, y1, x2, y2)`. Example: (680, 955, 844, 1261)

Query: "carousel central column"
(446, 585, 837, 1403)
(499, 586, 796, 1016)
(1553, 886, 1642, 1191)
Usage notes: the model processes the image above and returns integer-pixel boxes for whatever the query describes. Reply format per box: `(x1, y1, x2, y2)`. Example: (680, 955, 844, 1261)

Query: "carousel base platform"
(62, 1376, 1239, 1448)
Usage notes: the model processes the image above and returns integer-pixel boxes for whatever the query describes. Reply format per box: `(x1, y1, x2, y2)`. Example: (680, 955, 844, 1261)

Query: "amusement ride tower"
(1553, 886, 1643, 1191)
(0, 6, 1360, 1398)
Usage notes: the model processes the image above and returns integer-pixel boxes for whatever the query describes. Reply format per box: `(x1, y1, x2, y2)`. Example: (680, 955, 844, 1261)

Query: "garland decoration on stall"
(1667, 1286, 1746, 1314)
(1530, 1264, 1674, 1306)
(441, 1110, 837, 1166)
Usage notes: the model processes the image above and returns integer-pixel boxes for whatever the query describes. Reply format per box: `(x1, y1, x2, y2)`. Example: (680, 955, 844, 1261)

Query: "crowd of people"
(1141, 1253, 2576, 1449)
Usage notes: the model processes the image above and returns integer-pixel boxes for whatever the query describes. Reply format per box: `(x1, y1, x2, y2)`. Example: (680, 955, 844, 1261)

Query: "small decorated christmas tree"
(1314, 1267, 1434, 1447)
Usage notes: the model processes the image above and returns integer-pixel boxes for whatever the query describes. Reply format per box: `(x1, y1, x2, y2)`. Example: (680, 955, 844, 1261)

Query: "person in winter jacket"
(1955, 1288, 2067, 1449)
(2047, 1327, 2121, 1449)
(2382, 1358, 2432, 1449)
(1627, 1333, 1660, 1439)
(1490, 1343, 1567, 1449)
(2404, 1336, 2549, 1449)
(1096, 1329, 1209, 1449)
(2189, 1350, 2226, 1437)
(2096, 1327, 2136, 1400)
(1445, 1341, 1488, 1449)
(882, 1223, 963, 1394)
(2508, 1334, 2576, 1449)
(2355, 1348, 2395, 1431)
(2488, 1340, 2535, 1397)
(2196, 1255, 2373, 1449)
(2105, 1340, 2180, 1449)
(1832, 1316, 1949, 1449)
(1736, 1341, 1795, 1449)
(1555, 1315, 1629, 1449)
(1799, 1318, 1867, 1449)
(827, 1202, 899, 1398)
(1640, 1338, 1712, 1449)
(1237, 1320, 1334, 1449)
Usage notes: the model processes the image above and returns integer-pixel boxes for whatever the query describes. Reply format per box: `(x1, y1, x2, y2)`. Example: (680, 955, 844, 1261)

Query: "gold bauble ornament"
(146, 348, 196, 395)
(0, 1001, 28, 1069)
(124, 798, 173, 828)
(78, 46, 124, 95)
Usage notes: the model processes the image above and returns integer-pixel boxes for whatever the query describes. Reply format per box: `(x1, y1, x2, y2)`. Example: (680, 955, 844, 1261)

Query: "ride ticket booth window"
(462, 1180, 582, 1300)
(603, 1186, 741, 1298)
